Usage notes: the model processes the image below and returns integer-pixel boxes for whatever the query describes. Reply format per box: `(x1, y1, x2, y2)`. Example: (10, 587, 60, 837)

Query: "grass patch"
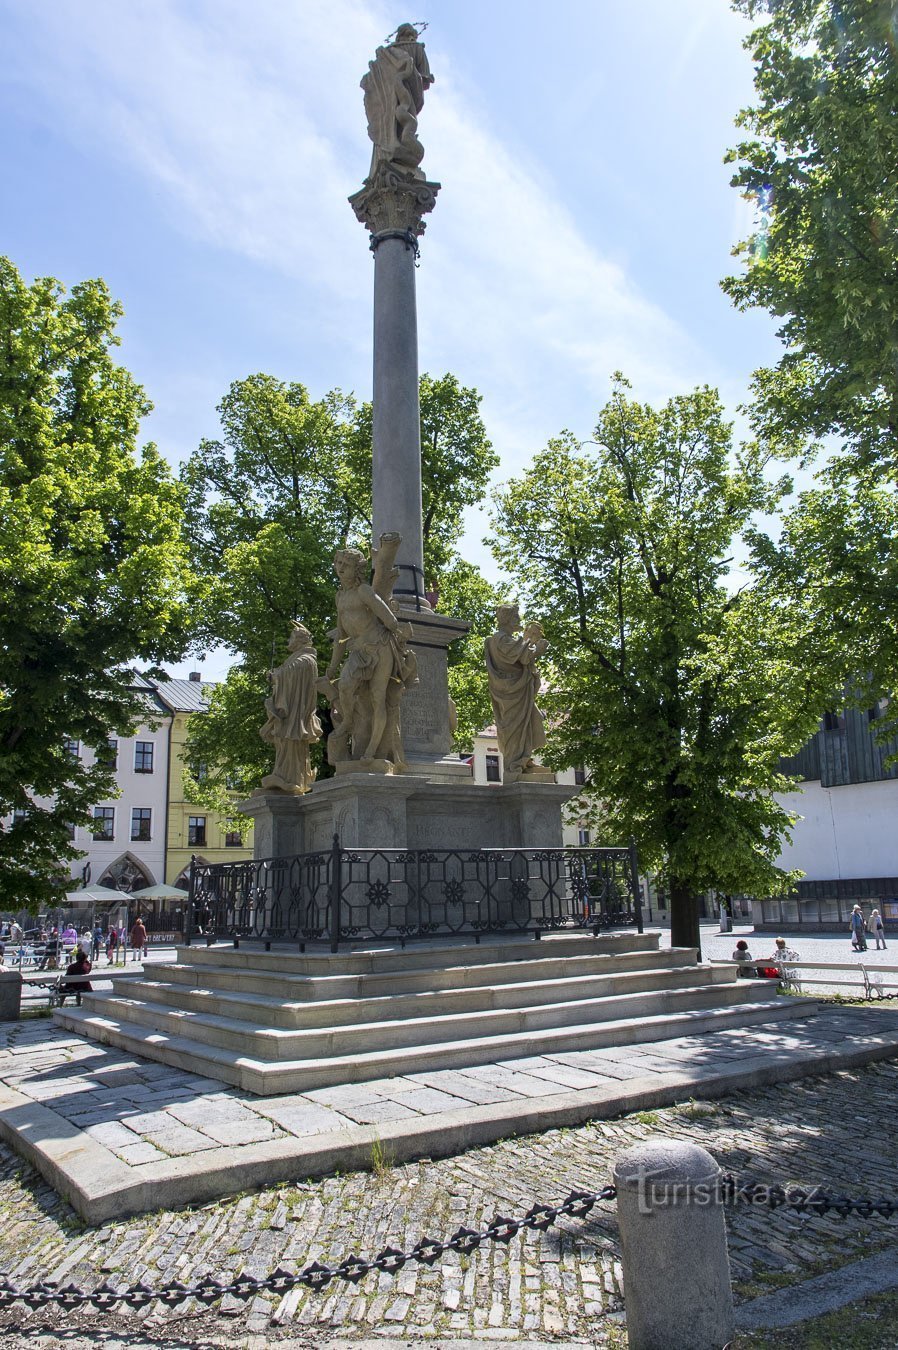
(631, 1110, 660, 1126)
(370, 1135, 394, 1178)
(675, 1098, 719, 1119)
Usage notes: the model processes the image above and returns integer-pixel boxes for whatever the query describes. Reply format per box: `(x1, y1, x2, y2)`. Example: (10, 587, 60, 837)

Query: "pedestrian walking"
(129, 915, 148, 963)
(850, 904, 868, 952)
(869, 908, 887, 950)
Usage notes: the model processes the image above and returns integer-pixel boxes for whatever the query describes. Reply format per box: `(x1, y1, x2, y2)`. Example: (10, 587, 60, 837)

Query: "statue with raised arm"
(485, 605, 549, 783)
(321, 532, 418, 771)
(361, 23, 434, 182)
(258, 622, 322, 794)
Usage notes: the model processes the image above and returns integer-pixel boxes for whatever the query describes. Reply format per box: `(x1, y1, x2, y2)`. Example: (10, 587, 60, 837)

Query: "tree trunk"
(670, 880, 702, 960)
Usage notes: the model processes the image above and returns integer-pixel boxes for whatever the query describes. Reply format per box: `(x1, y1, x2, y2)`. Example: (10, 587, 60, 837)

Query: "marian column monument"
(241, 23, 573, 857)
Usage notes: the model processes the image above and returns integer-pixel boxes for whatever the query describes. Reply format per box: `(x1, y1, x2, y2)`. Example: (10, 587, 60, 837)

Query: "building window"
(99, 738, 118, 770)
(188, 816, 206, 846)
(134, 741, 155, 773)
(225, 770, 241, 791)
(823, 711, 845, 733)
(574, 767, 586, 786)
(92, 807, 115, 841)
(63, 738, 80, 758)
(131, 808, 152, 842)
(66, 822, 76, 841)
(225, 830, 242, 847)
(191, 761, 208, 782)
(485, 752, 501, 783)
(12, 809, 28, 826)
(578, 826, 591, 846)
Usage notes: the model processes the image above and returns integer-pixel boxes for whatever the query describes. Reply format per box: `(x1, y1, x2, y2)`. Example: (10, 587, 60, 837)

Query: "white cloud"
(11, 0, 721, 500)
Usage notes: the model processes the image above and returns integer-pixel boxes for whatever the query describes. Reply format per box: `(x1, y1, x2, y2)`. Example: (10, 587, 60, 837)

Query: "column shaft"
(372, 236, 424, 601)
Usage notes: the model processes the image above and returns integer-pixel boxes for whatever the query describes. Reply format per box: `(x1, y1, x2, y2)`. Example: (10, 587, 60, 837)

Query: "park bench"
(22, 972, 94, 1009)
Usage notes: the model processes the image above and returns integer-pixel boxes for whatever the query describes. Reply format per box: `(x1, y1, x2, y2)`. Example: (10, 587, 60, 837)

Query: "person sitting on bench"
(59, 945, 93, 1006)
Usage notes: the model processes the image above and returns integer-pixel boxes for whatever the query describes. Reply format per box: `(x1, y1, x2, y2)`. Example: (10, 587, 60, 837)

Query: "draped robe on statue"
(361, 28, 433, 180)
(259, 638, 322, 794)
(484, 631, 547, 780)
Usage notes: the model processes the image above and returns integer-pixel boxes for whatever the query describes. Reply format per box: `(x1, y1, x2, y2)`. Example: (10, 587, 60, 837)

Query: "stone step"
(176, 929, 661, 976)
(80, 976, 754, 1061)
(54, 995, 810, 1095)
(117, 959, 727, 1030)
(145, 945, 699, 1005)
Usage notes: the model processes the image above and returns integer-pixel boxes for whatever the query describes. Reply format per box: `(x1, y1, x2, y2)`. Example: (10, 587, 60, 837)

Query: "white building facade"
(756, 706, 898, 929)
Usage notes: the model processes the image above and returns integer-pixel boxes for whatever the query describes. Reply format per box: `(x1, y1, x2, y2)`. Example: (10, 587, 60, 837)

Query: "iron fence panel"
(189, 841, 641, 949)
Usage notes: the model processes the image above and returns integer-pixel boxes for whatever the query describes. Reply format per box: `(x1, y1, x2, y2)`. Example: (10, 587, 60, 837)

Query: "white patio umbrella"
(64, 884, 131, 905)
(129, 884, 189, 901)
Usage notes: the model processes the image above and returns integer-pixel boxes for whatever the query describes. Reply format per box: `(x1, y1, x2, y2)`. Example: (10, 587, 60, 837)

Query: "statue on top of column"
(361, 23, 434, 183)
(320, 532, 418, 772)
(485, 605, 550, 783)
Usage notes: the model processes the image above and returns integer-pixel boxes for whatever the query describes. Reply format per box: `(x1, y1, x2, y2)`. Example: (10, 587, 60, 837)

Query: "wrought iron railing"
(187, 838, 642, 951)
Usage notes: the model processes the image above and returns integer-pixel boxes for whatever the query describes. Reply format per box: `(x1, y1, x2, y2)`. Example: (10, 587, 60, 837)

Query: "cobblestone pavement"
(0, 1050, 896, 1347)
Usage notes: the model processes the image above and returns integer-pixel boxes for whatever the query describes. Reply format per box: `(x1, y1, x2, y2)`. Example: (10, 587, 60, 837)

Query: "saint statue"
(320, 532, 418, 770)
(484, 605, 549, 783)
(361, 23, 434, 182)
(258, 622, 322, 794)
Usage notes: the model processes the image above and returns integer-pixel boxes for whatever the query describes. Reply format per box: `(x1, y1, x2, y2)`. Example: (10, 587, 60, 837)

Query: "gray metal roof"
(152, 679, 213, 713)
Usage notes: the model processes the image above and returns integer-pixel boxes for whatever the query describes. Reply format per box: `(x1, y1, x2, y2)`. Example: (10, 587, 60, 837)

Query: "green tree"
(725, 0, 898, 471)
(182, 372, 498, 806)
(724, 0, 898, 723)
(0, 258, 191, 910)
(490, 378, 817, 954)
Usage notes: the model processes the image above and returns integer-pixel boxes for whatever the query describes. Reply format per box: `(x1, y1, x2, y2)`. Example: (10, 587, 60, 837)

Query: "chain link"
(720, 1174, 898, 1219)
(0, 1186, 615, 1312)
(3, 1176, 896, 1315)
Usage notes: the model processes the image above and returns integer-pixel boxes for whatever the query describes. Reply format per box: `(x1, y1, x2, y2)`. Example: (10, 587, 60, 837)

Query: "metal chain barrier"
(0, 1187, 614, 1313)
(720, 1174, 898, 1219)
(2, 1177, 897, 1314)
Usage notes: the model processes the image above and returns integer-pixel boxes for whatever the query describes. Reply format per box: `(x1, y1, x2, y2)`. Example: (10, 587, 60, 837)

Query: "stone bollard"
(613, 1137, 734, 1350)
(0, 970, 22, 1021)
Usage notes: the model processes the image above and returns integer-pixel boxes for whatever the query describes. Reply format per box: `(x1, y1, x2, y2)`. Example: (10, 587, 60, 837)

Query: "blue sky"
(2, 0, 780, 676)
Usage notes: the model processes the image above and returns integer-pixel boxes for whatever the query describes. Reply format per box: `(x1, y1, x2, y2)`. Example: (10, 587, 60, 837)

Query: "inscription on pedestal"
(401, 645, 450, 754)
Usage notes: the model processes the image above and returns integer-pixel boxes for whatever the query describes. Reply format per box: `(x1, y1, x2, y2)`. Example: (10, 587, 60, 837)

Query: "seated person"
(731, 939, 755, 975)
(769, 935, 797, 962)
(59, 946, 93, 1006)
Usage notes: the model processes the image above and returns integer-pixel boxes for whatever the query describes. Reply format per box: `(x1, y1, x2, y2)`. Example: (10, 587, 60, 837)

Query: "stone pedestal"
(241, 776, 576, 858)
(398, 605, 470, 777)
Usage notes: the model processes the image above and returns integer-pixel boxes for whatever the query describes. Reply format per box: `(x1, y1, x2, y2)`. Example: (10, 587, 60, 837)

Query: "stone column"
(372, 235, 422, 601)
(350, 173, 440, 605)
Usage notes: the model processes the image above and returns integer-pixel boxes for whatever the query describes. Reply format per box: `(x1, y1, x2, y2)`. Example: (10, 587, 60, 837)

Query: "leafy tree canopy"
(0, 258, 192, 910)
(182, 372, 499, 809)
(725, 0, 898, 729)
(490, 377, 819, 953)
(725, 0, 898, 471)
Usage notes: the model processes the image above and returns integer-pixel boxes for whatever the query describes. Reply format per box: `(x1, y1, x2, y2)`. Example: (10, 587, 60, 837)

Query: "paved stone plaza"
(5, 1002, 898, 1224)
(0, 1041, 896, 1346)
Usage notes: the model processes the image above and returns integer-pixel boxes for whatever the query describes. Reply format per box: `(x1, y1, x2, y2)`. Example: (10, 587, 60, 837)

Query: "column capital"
(349, 166, 441, 241)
